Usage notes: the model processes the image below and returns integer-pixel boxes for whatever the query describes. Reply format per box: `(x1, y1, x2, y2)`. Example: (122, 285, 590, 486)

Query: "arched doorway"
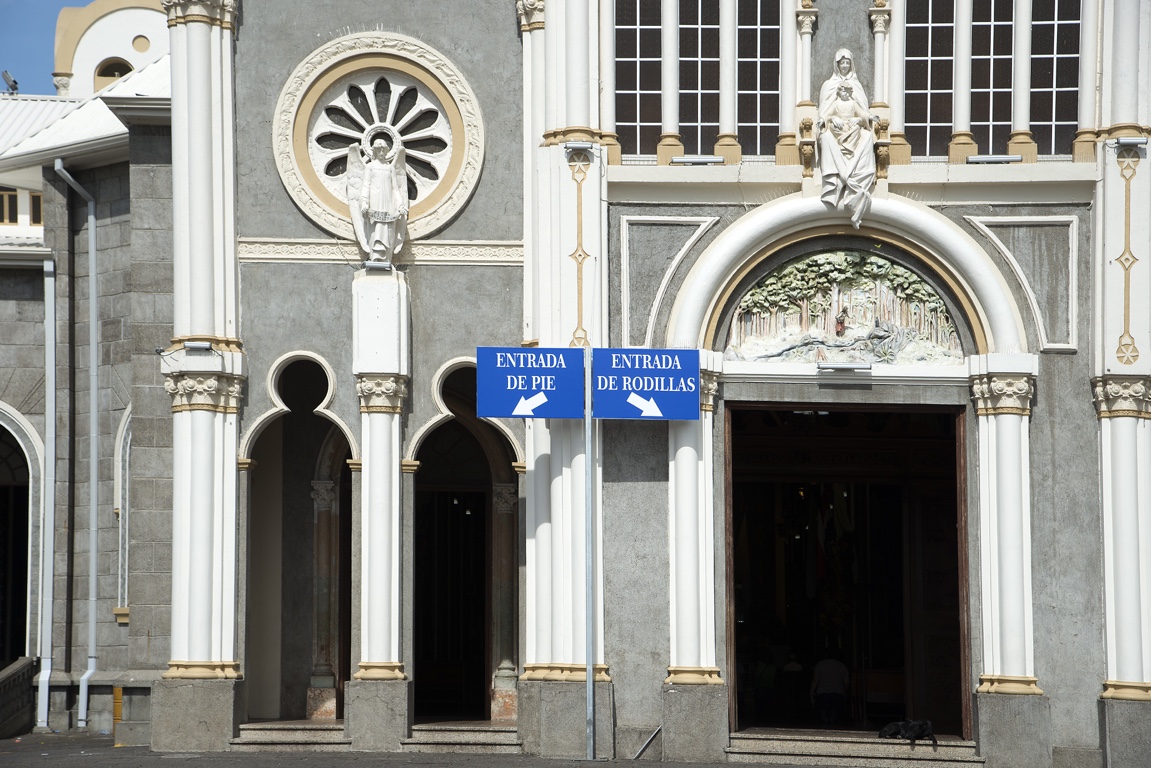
(0, 425, 30, 667)
(412, 366, 518, 722)
(247, 359, 352, 720)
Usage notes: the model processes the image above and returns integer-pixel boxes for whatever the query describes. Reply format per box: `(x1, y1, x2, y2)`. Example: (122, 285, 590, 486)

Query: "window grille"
(1030, 0, 1079, 154)
(905, 0, 954, 157)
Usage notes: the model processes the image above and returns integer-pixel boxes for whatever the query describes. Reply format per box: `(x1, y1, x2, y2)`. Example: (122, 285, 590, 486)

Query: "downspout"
(54, 159, 98, 729)
(36, 258, 56, 730)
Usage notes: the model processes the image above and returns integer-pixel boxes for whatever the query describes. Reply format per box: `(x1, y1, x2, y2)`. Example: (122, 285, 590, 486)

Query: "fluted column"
(665, 370, 720, 685)
(1094, 378, 1151, 701)
(160, 0, 243, 683)
(971, 356, 1042, 695)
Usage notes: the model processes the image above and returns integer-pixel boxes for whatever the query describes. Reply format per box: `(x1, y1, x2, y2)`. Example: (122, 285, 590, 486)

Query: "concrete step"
(726, 729, 984, 767)
(401, 722, 522, 754)
(230, 720, 351, 752)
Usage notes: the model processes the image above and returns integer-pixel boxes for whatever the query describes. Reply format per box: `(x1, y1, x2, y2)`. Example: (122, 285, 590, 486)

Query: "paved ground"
(0, 732, 800, 768)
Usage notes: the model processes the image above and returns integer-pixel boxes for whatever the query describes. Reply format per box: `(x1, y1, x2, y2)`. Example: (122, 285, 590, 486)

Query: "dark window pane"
(617, 0, 637, 21)
(933, 27, 954, 57)
(1055, 91, 1078, 121)
(1055, 58, 1079, 88)
(907, 27, 929, 58)
(762, 61, 779, 88)
(972, 58, 991, 87)
(682, 27, 699, 55)
(639, 124, 661, 153)
(1058, 0, 1080, 18)
(1054, 122, 1077, 153)
(1031, 57, 1054, 86)
(738, 61, 755, 89)
(617, 93, 637, 123)
(738, 28, 757, 57)
(617, 64, 637, 91)
(973, 0, 992, 24)
(971, 92, 990, 123)
(906, 92, 929, 122)
(640, 60, 661, 90)
(906, 125, 927, 155)
(907, 3, 930, 24)
(737, 0, 756, 26)
(931, 92, 953, 121)
(992, 90, 1011, 121)
(931, 62, 953, 91)
(1031, 91, 1053, 122)
(617, 31, 637, 59)
(906, 61, 929, 91)
(993, 28, 1013, 56)
(681, 93, 699, 123)
(639, 92, 661, 123)
(738, 92, 756, 121)
(681, 1, 698, 25)
(994, 0, 1013, 23)
(1056, 23, 1080, 54)
(681, 62, 699, 90)
(702, 27, 720, 55)
(701, 1, 719, 25)
(992, 58, 1012, 88)
(972, 24, 991, 54)
(1032, 125, 1053, 154)
(639, 28, 660, 54)
(1033, 24, 1055, 56)
(639, 0, 660, 25)
(1033, 0, 1056, 23)
(701, 91, 720, 119)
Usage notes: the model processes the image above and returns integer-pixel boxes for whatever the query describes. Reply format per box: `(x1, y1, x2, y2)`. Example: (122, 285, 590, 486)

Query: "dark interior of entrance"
(1, 427, 30, 667)
(730, 407, 963, 736)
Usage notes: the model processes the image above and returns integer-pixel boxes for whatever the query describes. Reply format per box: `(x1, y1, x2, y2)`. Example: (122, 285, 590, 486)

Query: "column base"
(1102, 697, 1151, 768)
(353, 661, 406, 680)
(977, 673, 1044, 695)
(775, 133, 800, 165)
(346, 678, 411, 751)
(600, 131, 622, 165)
(1007, 131, 1038, 163)
(1101, 679, 1151, 701)
(520, 662, 611, 682)
(162, 661, 241, 679)
(662, 680, 728, 762)
(517, 679, 614, 759)
(307, 687, 338, 719)
(713, 133, 742, 164)
(151, 678, 245, 752)
(1072, 129, 1097, 163)
(949, 131, 979, 163)
(656, 134, 685, 165)
(974, 690, 1051, 768)
(888, 132, 912, 164)
(664, 665, 723, 684)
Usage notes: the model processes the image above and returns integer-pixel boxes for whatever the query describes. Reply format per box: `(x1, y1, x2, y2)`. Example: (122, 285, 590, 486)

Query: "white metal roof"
(101, 54, 171, 100)
(0, 95, 83, 155)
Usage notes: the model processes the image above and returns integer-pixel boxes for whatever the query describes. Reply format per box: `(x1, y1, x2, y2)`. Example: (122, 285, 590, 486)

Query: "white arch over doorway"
(0, 400, 44, 661)
(665, 193, 1027, 354)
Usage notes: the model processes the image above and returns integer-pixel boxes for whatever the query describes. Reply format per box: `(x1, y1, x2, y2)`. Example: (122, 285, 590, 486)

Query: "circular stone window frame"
(273, 32, 485, 241)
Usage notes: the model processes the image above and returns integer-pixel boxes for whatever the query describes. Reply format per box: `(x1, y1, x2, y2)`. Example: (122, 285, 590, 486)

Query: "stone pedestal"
(1102, 698, 1151, 768)
(974, 691, 1051, 768)
(345, 679, 411, 751)
(662, 682, 728, 762)
(151, 679, 244, 752)
(518, 680, 614, 759)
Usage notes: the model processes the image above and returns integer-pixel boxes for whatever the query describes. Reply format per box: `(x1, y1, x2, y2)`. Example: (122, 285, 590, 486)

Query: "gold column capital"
(1093, 376, 1151, 419)
(970, 374, 1034, 416)
(355, 374, 408, 413)
(165, 372, 244, 414)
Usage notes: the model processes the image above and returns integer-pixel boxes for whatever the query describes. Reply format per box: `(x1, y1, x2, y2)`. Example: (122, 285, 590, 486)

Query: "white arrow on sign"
(627, 392, 663, 417)
(513, 391, 550, 416)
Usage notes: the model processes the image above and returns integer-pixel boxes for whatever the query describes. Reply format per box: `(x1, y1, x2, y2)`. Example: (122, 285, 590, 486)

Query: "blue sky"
(0, 1, 78, 96)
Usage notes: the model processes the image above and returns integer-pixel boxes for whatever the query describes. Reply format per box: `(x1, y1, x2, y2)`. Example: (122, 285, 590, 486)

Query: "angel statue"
(346, 135, 409, 268)
(816, 49, 877, 228)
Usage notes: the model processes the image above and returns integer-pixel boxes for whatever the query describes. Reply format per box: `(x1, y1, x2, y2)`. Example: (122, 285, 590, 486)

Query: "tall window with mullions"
(905, 0, 954, 157)
(680, 1, 721, 155)
(1030, 0, 1079, 155)
(616, 0, 662, 155)
(971, 0, 1015, 154)
(735, 0, 780, 156)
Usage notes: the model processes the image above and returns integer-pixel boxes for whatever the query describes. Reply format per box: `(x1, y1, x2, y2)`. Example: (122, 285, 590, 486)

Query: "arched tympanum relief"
(724, 249, 964, 365)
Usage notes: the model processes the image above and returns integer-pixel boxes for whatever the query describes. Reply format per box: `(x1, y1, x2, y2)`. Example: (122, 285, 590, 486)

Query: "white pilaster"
(886, 0, 910, 162)
(352, 270, 411, 680)
(971, 354, 1042, 695)
(869, 2, 890, 105)
(665, 366, 720, 685)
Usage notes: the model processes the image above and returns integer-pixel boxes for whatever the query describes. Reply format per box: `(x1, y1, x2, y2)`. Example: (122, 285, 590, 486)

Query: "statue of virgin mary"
(816, 49, 877, 228)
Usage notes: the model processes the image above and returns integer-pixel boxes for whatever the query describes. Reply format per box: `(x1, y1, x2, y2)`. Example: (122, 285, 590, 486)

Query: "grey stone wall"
(233, 0, 523, 243)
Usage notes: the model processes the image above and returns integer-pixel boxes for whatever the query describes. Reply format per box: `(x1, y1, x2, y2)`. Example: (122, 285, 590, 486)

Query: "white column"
(1006, 0, 1037, 161)
(1072, 0, 1100, 161)
(1108, 0, 1141, 133)
(665, 369, 720, 685)
(777, 0, 799, 162)
(352, 270, 410, 680)
(1094, 378, 1151, 700)
(714, 0, 740, 163)
(599, 0, 622, 162)
(949, 0, 977, 161)
(886, 0, 910, 162)
(869, 2, 890, 105)
(657, 0, 684, 163)
(162, 0, 243, 682)
(796, 8, 817, 104)
(567, 0, 591, 130)
(971, 355, 1042, 695)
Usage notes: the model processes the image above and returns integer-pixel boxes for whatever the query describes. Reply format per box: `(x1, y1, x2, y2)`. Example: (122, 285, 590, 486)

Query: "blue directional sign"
(477, 347, 585, 419)
(592, 348, 700, 420)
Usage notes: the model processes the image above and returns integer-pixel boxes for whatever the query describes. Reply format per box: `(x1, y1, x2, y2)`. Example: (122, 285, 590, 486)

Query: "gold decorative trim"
(1006, 130, 1038, 163)
(168, 335, 244, 353)
(163, 660, 242, 680)
(656, 134, 685, 166)
(346, 459, 363, 472)
(665, 666, 724, 685)
(356, 374, 408, 413)
(112, 606, 130, 625)
(970, 375, 1034, 417)
(542, 126, 598, 146)
(353, 661, 406, 680)
(165, 373, 244, 414)
(401, 459, 421, 473)
(1101, 679, 1151, 701)
(512, 461, 527, 474)
(948, 131, 978, 164)
(567, 150, 593, 348)
(1093, 376, 1151, 419)
(520, 663, 611, 682)
(1114, 148, 1140, 364)
(237, 458, 256, 471)
(1072, 129, 1097, 163)
(700, 371, 719, 413)
(977, 674, 1043, 695)
(521, 339, 540, 348)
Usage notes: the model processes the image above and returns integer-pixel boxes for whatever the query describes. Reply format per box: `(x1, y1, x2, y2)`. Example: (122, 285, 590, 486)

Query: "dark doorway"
(414, 420, 490, 720)
(728, 407, 964, 736)
(1, 427, 30, 667)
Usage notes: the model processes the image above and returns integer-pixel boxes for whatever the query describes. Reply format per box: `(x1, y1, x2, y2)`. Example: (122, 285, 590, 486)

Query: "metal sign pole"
(584, 344, 595, 760)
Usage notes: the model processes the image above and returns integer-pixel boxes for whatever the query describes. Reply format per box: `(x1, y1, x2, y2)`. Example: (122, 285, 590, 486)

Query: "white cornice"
(237, 238, 522, 266)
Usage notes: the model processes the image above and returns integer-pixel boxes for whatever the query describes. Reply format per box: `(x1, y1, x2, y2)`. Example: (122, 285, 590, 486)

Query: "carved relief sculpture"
(817, 49, 878, 228)
(347, 131, 410, 267)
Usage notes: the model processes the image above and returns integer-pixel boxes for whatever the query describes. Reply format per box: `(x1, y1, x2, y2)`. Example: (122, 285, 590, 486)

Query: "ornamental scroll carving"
(970, 375, 1034, 416)
(517, 0, 544, 30)
(161, 0, 237, 24)
(356, 375, 409, 413)
(164, 373, 244, 413)
(700, 371, 720, 413)
(1092, 376, 1151, 419)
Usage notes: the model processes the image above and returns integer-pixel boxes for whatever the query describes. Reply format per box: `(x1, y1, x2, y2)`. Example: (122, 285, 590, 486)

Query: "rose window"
(307, 71, 453, 207)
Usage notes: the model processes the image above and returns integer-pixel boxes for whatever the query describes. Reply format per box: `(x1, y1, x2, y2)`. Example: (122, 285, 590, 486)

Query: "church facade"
(1, 1, 1150, 766)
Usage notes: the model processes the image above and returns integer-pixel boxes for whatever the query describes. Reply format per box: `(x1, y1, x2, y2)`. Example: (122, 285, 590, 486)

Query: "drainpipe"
(54, 159, 98, 729)
(36, 258, 56, 730)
